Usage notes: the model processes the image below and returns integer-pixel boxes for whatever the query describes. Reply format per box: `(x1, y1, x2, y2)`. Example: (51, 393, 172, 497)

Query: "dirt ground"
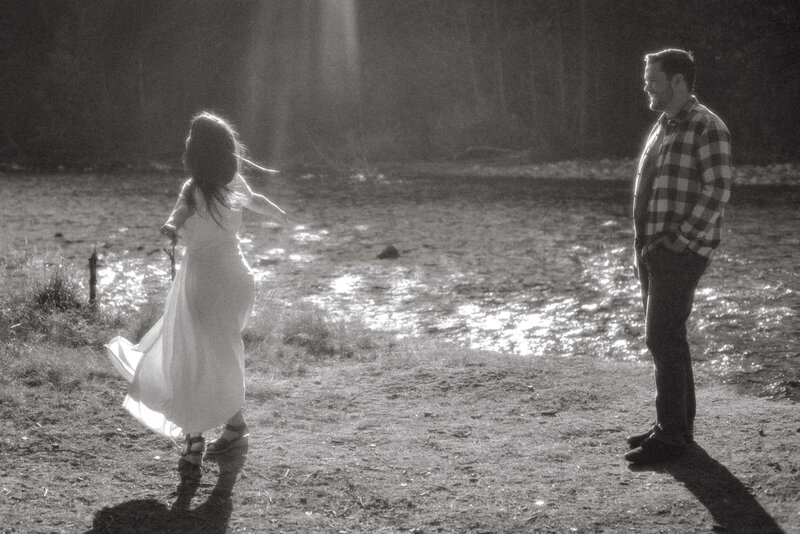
(1, 344, 797, 533)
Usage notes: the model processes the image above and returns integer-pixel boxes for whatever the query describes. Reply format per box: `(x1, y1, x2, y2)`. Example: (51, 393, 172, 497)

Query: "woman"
(106, 112, 288, 466)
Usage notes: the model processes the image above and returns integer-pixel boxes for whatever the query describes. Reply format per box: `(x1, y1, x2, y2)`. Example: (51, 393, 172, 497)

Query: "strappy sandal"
(180, 435, 205, 465)
(205, 423, 250, 456)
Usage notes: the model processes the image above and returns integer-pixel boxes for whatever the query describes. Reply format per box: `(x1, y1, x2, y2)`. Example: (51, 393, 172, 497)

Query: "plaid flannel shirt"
(634, 96, 732, 259)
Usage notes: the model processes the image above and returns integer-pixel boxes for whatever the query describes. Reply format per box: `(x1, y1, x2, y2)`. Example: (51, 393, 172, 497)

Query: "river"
(2, 171, 798, 399)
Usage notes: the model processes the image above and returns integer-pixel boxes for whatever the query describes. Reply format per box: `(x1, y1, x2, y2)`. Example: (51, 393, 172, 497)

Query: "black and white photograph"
(1, 1, 798, 532)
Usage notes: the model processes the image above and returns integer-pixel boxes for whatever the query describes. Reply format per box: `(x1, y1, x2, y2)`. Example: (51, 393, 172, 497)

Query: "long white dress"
(106, 175, 255, 439)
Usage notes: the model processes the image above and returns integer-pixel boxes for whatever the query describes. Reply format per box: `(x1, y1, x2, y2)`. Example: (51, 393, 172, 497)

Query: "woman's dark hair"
(182, 112, 241, 223)
(645, 48, 696, 92)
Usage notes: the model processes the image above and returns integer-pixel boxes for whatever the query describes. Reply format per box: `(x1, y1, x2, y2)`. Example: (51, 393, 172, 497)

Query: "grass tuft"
(280, 303, 384, 361)
(282, 305, 336, 357)
(0, 250, 124, 348)
(241, 301, 387, 377)
(31, 267, 84, 312)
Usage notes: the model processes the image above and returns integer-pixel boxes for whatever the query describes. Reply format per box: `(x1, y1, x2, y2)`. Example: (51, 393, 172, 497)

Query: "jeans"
(637, 244, 708, 445)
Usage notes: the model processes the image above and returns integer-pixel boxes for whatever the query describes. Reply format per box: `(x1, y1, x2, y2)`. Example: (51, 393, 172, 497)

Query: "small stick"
(88, 247, 98, 308)
(163, 241, 176, 280)
(354, 492, 366, 508)
(29, 427, 61, 443)
(170, 240, 176, 280)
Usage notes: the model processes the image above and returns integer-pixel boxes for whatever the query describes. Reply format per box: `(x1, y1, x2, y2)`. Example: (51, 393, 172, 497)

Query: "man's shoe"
(626, 429, 654, 449)
(626, 429, 694, 449)
(624, 437, 685, 465)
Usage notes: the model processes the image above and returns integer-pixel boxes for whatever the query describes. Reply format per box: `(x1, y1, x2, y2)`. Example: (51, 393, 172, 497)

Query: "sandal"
(180, 435, 205, 465)
(205, 423, 250, 456)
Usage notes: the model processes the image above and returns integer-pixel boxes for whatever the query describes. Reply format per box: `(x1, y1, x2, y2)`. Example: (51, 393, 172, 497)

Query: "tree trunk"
(554, 10, 567, 135)
(491, 0, 507, 115)
(577, 0, 589, 149)
(461, 3, 482, 113)
(137, 55, 145, 116)
(526, 17, 538, 127)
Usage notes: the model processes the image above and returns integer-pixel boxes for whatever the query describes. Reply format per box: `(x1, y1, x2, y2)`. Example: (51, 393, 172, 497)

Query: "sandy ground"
(0, 345, 798, 533)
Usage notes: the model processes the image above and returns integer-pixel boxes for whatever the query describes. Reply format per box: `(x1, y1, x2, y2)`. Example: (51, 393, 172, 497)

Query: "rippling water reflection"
(2, 173, 797, 397)
(291, 179, 646, 364)
(277, 175, 797, 398)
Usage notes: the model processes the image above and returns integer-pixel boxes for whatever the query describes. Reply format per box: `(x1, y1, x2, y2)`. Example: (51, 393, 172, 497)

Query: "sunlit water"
(2, 173, 798, 398)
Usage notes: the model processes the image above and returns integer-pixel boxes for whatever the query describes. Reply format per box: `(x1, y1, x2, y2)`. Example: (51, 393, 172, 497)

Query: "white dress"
(106, 175, 255, 438)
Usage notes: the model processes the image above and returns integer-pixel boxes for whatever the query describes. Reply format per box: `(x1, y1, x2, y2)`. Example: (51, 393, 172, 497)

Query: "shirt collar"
(659, 95, 698, 127)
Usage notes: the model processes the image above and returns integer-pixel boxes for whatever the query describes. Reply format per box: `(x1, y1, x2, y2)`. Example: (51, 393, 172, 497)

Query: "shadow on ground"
(632, 445, 786, 534)
(85, 448, 246, 534)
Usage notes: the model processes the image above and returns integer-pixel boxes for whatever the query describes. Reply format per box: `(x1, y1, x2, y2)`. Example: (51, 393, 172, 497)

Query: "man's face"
(643, 61, 673, 112)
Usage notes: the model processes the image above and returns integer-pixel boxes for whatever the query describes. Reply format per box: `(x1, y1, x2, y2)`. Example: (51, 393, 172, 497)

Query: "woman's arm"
(160, 184, 195, 243)
(246, 193, 290, 226)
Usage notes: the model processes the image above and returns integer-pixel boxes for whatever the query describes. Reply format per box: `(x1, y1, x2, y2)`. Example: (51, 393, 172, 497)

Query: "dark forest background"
(2, 0, 799, 169)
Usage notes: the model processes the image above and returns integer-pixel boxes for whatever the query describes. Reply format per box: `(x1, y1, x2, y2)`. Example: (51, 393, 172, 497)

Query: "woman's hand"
(279, 210, 291, 228)
(160, 223, 179, 245)
(248, 193, 292, 227)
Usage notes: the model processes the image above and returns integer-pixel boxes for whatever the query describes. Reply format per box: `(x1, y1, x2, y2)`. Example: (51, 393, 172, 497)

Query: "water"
(2, 172, 798, 398)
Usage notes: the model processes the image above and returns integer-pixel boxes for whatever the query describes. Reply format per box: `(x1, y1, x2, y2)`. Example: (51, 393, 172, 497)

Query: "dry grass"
(0, 249, 124, 348)
(1, 341, 798, 533)
(243, 300, 388, 379)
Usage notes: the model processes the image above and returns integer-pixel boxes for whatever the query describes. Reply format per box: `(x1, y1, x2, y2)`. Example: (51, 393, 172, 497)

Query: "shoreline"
(383, 159, 800, 187)
(3, 159, 800, 187)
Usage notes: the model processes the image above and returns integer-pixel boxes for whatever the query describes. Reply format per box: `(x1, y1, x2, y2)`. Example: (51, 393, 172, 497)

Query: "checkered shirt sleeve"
(643, 101, 732, 258)
(680, 119, 731, 245)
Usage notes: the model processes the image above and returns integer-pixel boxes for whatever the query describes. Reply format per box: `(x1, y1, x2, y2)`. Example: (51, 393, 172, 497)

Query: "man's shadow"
(85, 448, 247, 534)
(631, 445, 786, 534)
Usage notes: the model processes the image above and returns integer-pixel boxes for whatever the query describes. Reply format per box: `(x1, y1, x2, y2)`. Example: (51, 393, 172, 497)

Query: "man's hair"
(645, 48, 696, 91)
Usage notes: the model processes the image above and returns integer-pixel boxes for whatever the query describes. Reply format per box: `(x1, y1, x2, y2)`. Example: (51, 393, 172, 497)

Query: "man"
(625, 49, 732, 465)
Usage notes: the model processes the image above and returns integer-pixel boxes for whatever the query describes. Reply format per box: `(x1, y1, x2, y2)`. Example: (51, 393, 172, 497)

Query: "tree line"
(1, 0, 798, 169)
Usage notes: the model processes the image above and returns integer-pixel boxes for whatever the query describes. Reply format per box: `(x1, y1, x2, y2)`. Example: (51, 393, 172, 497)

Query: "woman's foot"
(180, 434, 205, 465)
(205, 423, 250, 456)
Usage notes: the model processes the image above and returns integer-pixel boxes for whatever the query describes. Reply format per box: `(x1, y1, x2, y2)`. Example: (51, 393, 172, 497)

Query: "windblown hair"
(645, 48, 696, 92)
(182, 112, 241, 223)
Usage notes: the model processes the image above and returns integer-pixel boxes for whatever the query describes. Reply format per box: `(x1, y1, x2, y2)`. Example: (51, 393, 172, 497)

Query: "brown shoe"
(626, 428, 694, 449)
(624, 437, 685, 465)
(626, 428, 655, 449)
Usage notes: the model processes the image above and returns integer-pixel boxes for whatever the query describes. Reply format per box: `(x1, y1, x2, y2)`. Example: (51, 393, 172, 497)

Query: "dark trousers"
(637, 245, 708, 445)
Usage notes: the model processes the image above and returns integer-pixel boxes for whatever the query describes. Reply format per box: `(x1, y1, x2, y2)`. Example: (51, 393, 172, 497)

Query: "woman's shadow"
(631, 444, 786, 534)
(85, 447, 247, 534)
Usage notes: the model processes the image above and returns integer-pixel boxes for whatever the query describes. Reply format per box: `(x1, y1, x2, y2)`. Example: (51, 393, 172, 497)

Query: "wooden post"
(89, 246, 98, 308)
